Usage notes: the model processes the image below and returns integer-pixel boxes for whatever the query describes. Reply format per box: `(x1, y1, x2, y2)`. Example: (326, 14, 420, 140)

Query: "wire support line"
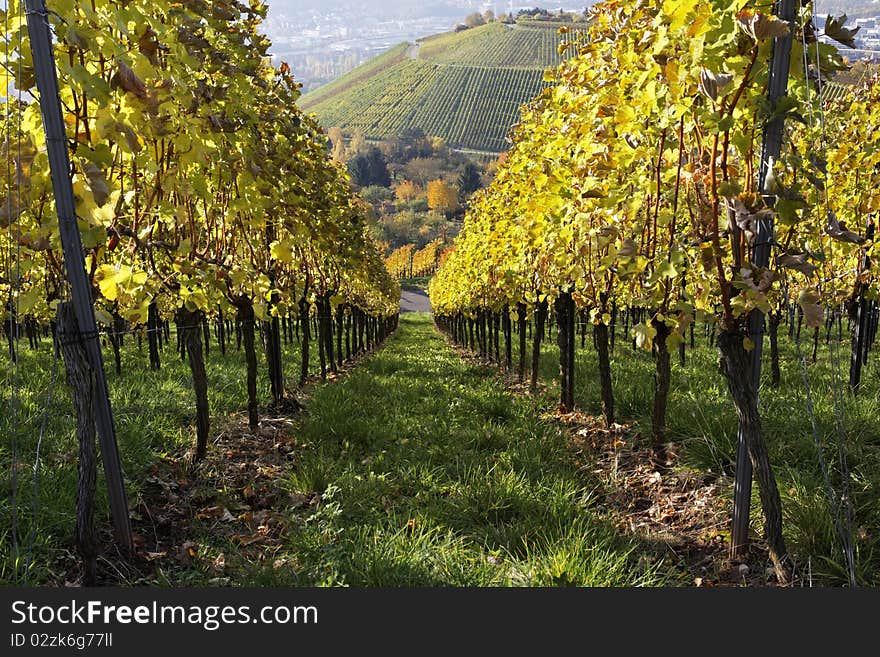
(5, 0, 24, 584)
(792, 313, 857, 587)
(828, 323, 858, 587)
(6, 313, 387, 341)
(23, 317, 59, 583)
(802, 3, 858, 588)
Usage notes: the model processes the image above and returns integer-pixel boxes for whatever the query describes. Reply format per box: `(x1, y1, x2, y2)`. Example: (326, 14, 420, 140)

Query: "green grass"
(6, 311, 875, 587)
(512, 319, 880, 586)
(0, 326, 328, 585)
(0, 315, 673, 587)
(300, 23, 577, 153)
(400, 277, 431, 290)
(255, 314, 671, 586)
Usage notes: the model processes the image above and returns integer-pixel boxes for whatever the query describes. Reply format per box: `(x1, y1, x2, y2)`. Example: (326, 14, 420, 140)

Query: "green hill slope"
(299, 21, 577, 153)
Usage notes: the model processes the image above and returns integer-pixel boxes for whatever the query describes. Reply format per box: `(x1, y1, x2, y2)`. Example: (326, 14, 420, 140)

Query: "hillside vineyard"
(300, 21, 578, 153)
(430, 1, 876, 585)
(2, 1, 878, 591)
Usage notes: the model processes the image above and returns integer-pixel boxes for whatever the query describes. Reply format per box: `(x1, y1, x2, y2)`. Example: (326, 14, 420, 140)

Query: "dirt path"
(400, 288, 431, 313)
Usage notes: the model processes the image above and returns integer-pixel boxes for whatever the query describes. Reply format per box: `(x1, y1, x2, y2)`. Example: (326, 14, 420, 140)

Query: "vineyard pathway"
(128, 312, 701, 586)
(399, 287, 431, 312)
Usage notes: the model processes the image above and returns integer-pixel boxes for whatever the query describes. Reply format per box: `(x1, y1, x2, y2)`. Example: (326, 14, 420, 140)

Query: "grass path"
(246, 312, 673, 586)
(3, 312, 677, 586)
(6, 306, 876, 586)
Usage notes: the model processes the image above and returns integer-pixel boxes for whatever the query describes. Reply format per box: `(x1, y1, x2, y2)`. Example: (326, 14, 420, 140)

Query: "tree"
(457, 162, 482, 199)
(367, 147, 392, 187)
(381, 211, 423, 248)
(427, 179, 459, 216)
(381, 128, 434, 163)
(395, 180, 422, 203)
(327, 127, 346, 162)
(430, 136, 449, 158)
(465, 12, 486, 28)
(349, 147, 391, 187)
(348, 130, 367, 158)
(348, 155, 370, 187)
(404, 157, 445, 186)
(360, 185, 394, 206)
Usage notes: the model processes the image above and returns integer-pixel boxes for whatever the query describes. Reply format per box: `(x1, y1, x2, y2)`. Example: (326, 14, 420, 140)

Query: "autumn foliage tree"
(427, 179, 459, 216)
(395, 180, 422, 203)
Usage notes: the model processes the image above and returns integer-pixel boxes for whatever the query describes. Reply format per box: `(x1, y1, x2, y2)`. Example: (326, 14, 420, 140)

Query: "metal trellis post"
(730, 0, 797, 560)
(24, 0, 133, 551)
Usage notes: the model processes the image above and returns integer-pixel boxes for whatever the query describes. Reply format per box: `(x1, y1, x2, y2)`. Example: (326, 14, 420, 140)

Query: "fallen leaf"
(232, 533, 265, 546)
(179, 541, 198, 562)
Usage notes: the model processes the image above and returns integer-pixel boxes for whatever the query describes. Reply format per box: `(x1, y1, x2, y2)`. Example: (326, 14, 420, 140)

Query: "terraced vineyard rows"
(309, 60, 441, 136)
(408, 67, 546, 152)
(300, 22, 577, 153)
(417, 22, 571, 68)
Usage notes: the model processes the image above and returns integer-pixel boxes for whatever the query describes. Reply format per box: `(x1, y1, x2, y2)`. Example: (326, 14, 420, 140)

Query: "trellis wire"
(788, 288, 857, 586)
(797, 6, 857, 587)
(5, 0, 24, 584)
(24, 299, 60, 582)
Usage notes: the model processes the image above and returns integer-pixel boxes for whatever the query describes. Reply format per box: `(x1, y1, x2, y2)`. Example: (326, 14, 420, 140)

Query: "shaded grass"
(400, 277, 431, 290)
(0, 327, 327, 584)
(268, 313, 671, 586)
(522, 320, 880, 586)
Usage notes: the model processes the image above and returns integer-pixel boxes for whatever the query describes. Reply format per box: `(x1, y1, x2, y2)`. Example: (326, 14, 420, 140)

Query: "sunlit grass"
(4, 311, 875, 586)
(0, 327, 324, 584)
(274, 313, 672, 586)
(523, 318, 880, 585)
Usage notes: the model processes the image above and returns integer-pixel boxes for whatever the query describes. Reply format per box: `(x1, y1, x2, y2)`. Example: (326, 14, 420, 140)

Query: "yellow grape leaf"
(270, 240, 293, 263)
(129, 270, 149, 287)
(97, 265, 125, 301)
(687, 7, 711, 38)
(662, 0, 698, 32)
(98, 279, 118, 301)
(655, 259, 678, 280)
(17, 287, 42, 315)
(615, 104, 635, 127)
(632, 322, 657, 350)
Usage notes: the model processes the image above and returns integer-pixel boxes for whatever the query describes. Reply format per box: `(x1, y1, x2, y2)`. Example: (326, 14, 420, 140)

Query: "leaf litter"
(552, 409, 799, 587)
(51, 415, 314, 585)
